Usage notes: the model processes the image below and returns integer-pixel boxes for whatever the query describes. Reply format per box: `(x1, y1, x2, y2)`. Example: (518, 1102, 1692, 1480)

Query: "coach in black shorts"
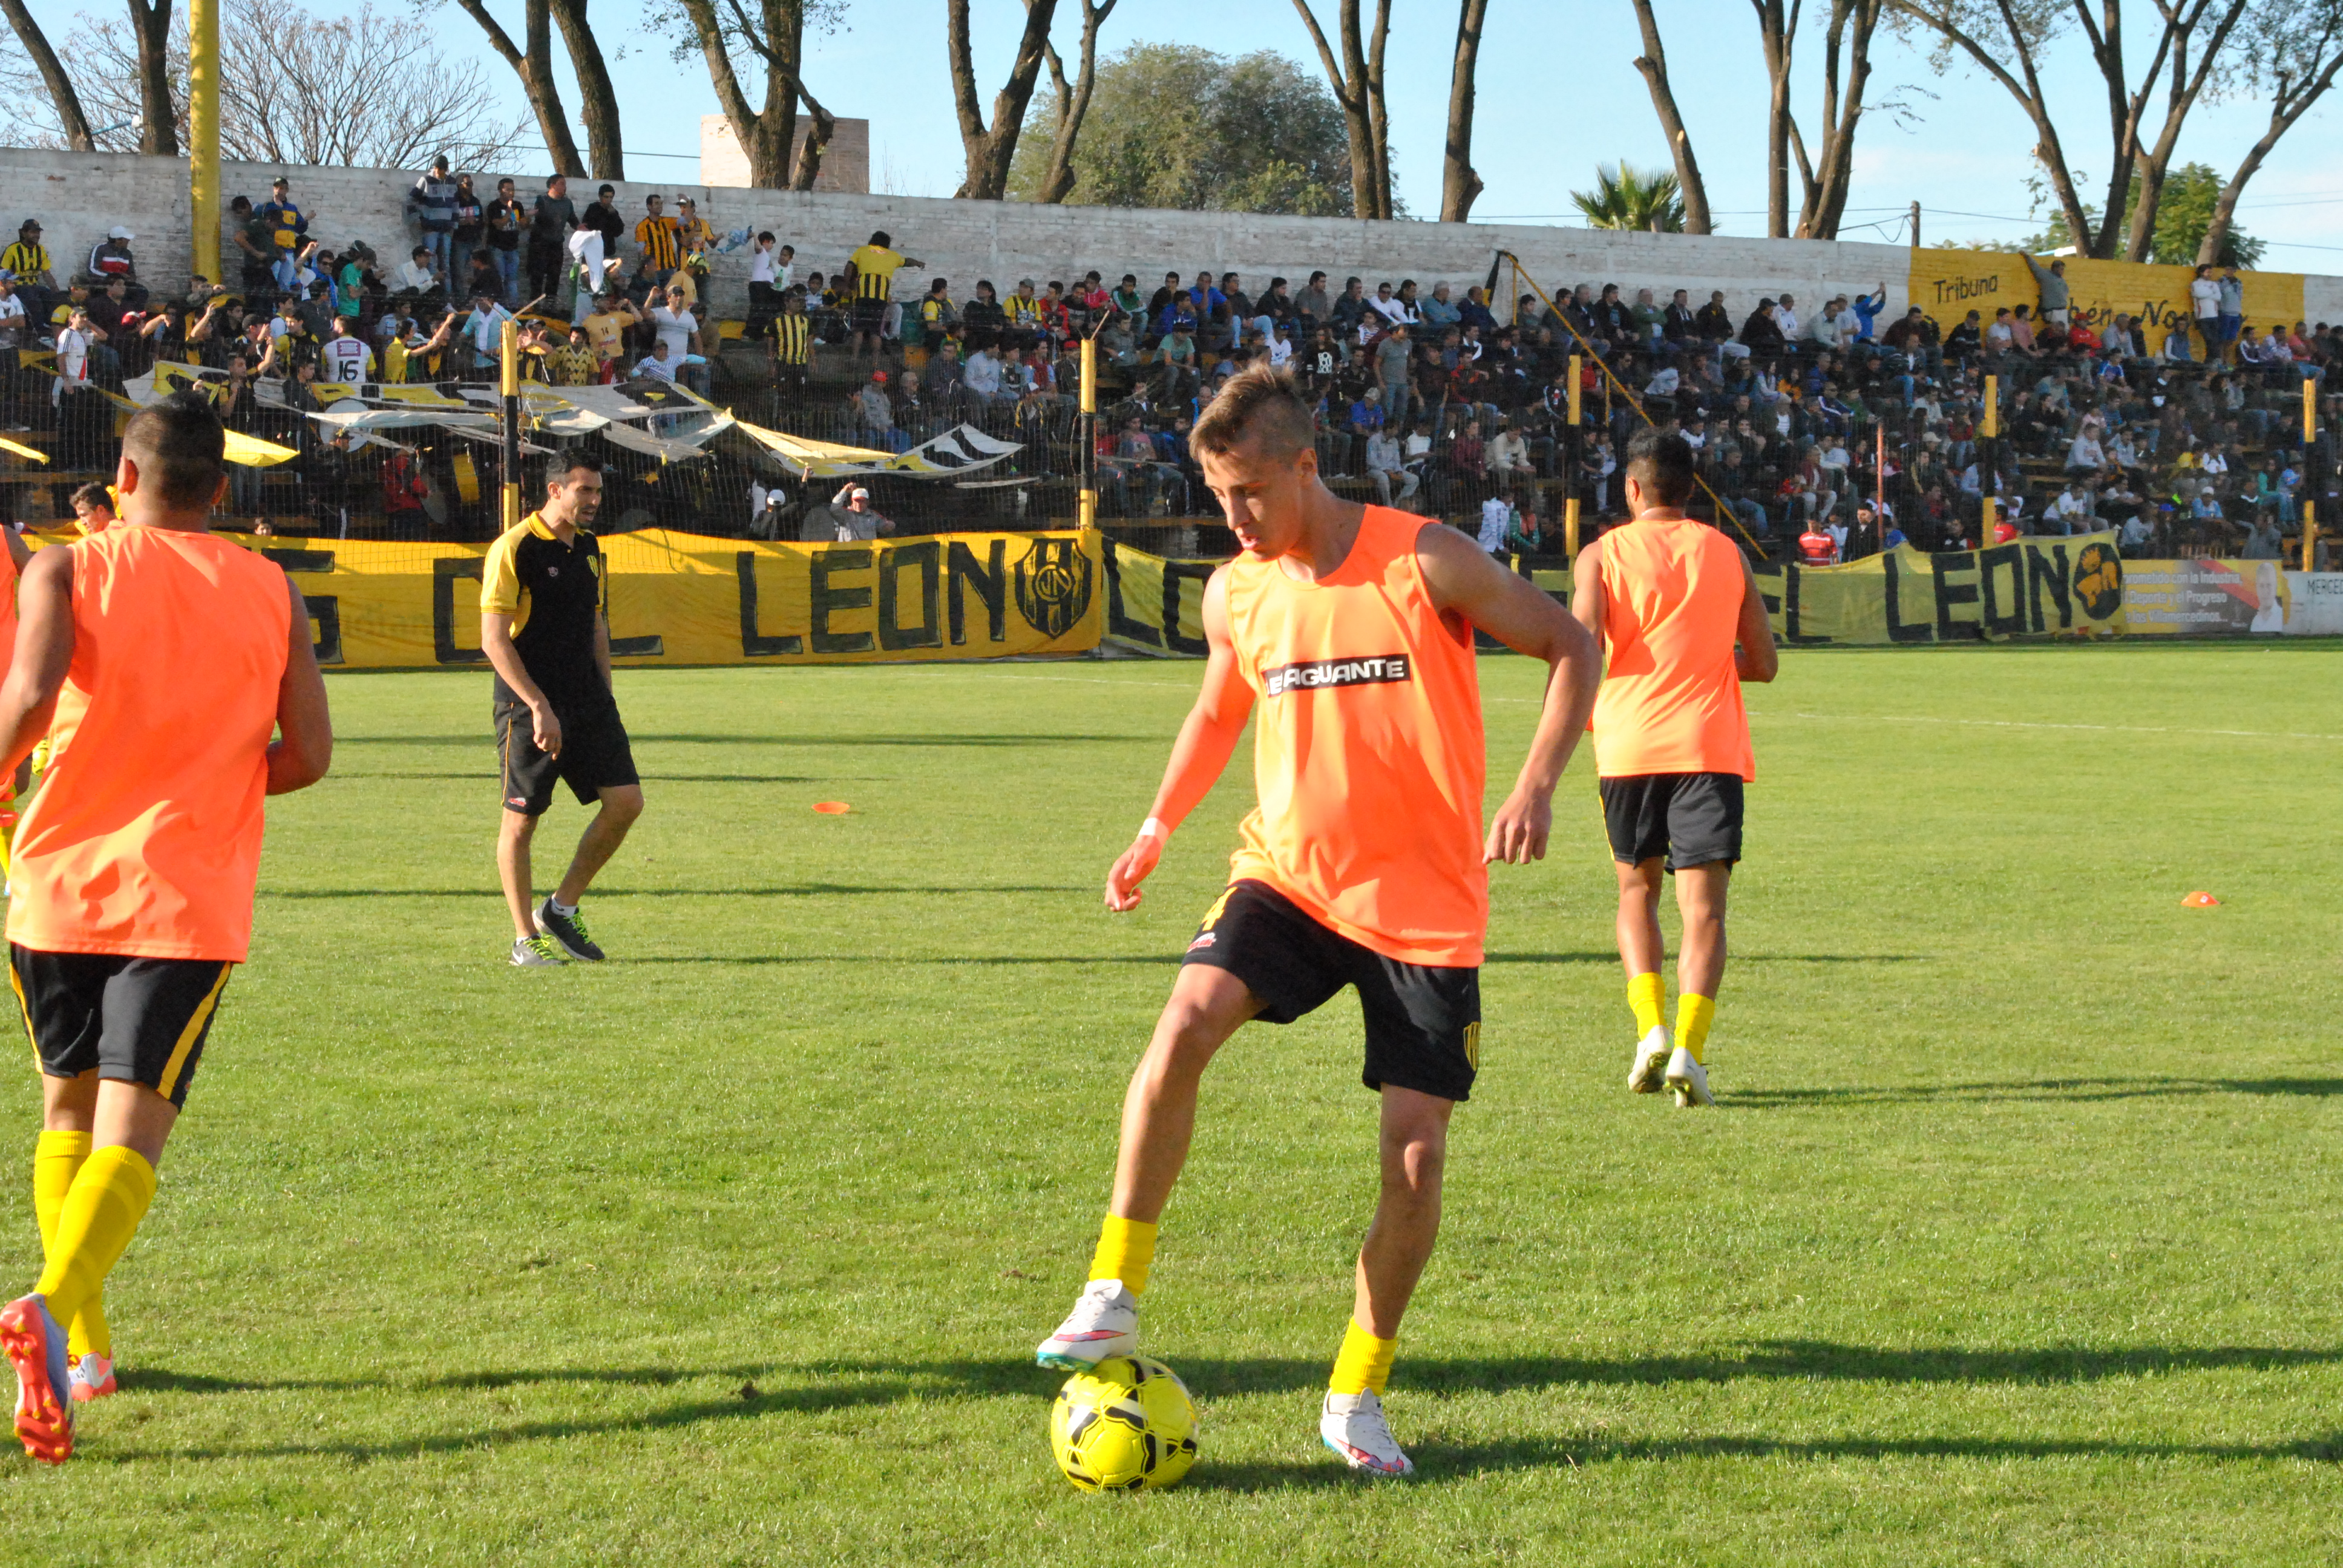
(480, 450, 643, 967)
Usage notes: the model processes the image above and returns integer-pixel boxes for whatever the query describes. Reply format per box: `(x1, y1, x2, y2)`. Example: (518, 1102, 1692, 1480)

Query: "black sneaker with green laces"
(535, 898, 605, 962)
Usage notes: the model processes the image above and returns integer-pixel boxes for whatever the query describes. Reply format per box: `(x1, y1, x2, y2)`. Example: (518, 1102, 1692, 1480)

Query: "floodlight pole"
(1078, 333, 1097, 531)
(500, 318, 522, 531)
(188, 0, 221, 286)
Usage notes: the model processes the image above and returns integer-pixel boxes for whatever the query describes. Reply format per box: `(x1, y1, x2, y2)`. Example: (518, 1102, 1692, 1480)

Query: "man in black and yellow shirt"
(479, 451, 643, 967)
(765, 290, 814, 405)
(845, 229, 921, 366)
(633, 195, 682, 291)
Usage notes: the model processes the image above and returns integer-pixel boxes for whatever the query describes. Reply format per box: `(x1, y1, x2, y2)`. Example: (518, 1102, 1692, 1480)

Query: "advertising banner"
(228, 528, 1104, 669)
(1906, 249, 2305, 341)
(2282, 570, 2343, 635)
(1752, 533, 2126, 644)
(2119, 558, 2289, 636)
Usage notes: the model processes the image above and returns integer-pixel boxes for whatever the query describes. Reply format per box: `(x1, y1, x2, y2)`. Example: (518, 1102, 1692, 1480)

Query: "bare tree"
(946, 0, 1061, 200)
(1889, 0, 2256, 260)
(548, 0, 624, 180)
(1789, 0, 1885, 238)
(2200, 0, 2343, 263)
(1628, 0, 1712, 234)
(1290, 0, 1392, 219)
(2, 0, 96, 149)
(30, 0, 523, 166)
(791, 79, 834, 189)
(1751, 0, 1797, 237)
(1440, 0, 1488, 221)
(1031, 0, 1118, 205)
(446, 0, 586, 175)
(667, 0, 835, 188)
(126, 0, 179, 154)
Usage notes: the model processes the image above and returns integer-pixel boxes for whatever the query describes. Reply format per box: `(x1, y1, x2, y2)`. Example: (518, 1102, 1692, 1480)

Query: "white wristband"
(1139, 817, 1171, 842)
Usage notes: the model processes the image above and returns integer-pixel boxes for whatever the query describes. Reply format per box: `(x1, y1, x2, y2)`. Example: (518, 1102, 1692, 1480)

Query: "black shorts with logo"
(10, 946, 234, 1109)
(1180, 880, 1480, 1102)
(496, 695, 640, 815)
(1600, 772, 1745, 871)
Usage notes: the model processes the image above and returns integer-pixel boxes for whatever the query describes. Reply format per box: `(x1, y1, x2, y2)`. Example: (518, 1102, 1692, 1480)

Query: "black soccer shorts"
(1180, 880, 1480, 1102)
(10, 946, 234, 1109)
(1599, 771, 1745, 872)
(496, 696, 641, 816)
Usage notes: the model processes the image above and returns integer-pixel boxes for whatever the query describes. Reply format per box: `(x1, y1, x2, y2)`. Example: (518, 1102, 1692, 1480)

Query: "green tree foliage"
(2024, 163, 2267, 267)
(1569, 162, 1686, 232)
(1006, 42, 1355, 216)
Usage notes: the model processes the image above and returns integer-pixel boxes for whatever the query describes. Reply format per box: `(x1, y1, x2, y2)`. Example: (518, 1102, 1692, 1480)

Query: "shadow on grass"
(331, 772, 824, 784)
(1728, 1076, 2343, 1108)
(333, 733, 1139, 749)
(260, 884, 1088, 901)
(114, 1345, 2343, 1466)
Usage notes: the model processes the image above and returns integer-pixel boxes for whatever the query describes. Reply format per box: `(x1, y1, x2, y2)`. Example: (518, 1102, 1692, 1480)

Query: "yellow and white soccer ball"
(1049, 1354, 1199, 1492)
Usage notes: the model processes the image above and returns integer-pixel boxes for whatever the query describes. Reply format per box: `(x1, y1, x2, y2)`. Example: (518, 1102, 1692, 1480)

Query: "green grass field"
(2, 645, 2341, 1565)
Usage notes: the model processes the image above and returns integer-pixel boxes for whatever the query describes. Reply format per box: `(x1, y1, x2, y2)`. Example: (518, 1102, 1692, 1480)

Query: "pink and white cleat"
(1035, 1279, 1138, 1371)
(1321, 1390, 1415, 1477)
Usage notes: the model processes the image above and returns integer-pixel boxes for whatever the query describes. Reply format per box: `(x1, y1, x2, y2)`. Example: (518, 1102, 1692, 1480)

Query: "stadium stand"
(1, 158, 2336, 568)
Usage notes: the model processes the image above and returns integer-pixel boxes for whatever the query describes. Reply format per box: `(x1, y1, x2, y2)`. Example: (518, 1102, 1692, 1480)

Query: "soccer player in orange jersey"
(1035, 367, 1602, 1477)
(0, 393, 332, 1462)
(1571, 430, 1777, 1109)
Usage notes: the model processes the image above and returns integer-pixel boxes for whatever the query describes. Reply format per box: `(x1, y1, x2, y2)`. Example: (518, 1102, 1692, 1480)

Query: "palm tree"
(1571, 162, 1686, 233)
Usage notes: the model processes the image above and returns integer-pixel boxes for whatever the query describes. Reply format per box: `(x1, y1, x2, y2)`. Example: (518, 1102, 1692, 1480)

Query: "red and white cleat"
(1322, 1390, 1415, 1477)
(0, 1295, 75, 1463)
(68, 1352, 116, 1403)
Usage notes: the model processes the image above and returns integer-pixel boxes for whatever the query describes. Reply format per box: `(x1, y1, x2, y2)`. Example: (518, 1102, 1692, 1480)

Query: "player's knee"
(1381, 1128, 1446, 1199)
(600, 788, 644, 828)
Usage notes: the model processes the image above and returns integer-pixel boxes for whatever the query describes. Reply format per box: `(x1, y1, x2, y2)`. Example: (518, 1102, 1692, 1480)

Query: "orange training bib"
(1590, 515, 1754, 782)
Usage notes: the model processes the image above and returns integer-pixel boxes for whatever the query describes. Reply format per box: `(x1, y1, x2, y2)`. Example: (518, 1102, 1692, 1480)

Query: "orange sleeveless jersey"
(0, 545, 18, 687)
(1222, 506, 1487, 967)
(8, 528, 291, 961)
(1591, 516, 1755, 781)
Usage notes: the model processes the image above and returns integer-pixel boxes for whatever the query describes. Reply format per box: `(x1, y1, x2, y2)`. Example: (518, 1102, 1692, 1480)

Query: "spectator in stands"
(2, 220, 55, 329)
(320, 315, 373, 384)
(408, 155, 459, 280)
(543, 322, 599, 387)
(632, 193, 682, 296)
(571, 184, 624, 315)
(673, 197, 716, 299)
(1294, 271, 1334, 332)
(487, 177, 525, 305)
(1372, 322, 1413, 430)
(1741, 298, 1786, 358)
(529, 175, 577, 304)
(85, 226, 142, 304)
(649, 283, 704, 393)
(580, 293, 640, 379)
(1364, 422, 1417, 511)
(2217, 266, 2244, 364)
(845, 230, 919, 367)
(390, 246, 441, 306)
(825, 483, 896, 541)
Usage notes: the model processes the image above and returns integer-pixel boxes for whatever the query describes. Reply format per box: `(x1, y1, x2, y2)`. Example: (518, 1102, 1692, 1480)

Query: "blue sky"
(22, 0, 2343, 261)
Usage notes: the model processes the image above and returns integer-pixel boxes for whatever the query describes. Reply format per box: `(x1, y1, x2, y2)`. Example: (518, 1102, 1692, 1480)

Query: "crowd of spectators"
(0, 157, 2337, 557)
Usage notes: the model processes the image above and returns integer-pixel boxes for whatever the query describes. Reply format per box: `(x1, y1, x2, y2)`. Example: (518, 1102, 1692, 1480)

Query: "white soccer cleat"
(1666, 1045, 1714, 1107)
(1035, 1279, 1138, 1370)
(67, 1352, 114, 1403)
(1628, 1026, 1671, 1094)
(1321, 1390, 1415, 1477)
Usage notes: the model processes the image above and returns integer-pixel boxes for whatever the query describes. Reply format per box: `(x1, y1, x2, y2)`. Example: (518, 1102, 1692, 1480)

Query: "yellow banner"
(1752, 533, 2125, 644)
(1908, 249, 2305, 339)
(230, 529, 1104, 668)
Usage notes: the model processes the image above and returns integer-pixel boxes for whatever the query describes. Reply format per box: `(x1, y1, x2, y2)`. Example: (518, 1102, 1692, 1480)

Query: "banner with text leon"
(235, 529, 1105, 669)
(1753, 534, 2125, 644)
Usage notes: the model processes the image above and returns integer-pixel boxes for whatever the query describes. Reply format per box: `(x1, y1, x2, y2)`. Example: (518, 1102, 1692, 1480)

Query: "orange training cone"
(813, 802, 851, 815)
(2181, 890, 2221, 907)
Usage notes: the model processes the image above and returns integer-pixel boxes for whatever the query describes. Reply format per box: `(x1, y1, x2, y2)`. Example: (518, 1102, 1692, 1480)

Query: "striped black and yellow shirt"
(848, 244, 905, 302)
(768, 313, 811, 365)
(634, 215, 682, 273)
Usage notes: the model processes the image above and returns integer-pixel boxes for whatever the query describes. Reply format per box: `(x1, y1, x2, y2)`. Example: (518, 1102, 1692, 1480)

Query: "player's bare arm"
(1105, 566, 1251, 912)
(1412, 523, 1601, 866)
(0, 546, 74, 774)
(1734, 551, 1780, 683)
(1570, 534, 1607, 650)
(481, 612, 560, 757)
(268, 573, 333, 795)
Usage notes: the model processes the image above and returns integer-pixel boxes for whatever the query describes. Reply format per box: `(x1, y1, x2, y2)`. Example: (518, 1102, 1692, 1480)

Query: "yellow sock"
(1627, 972, 1665, 1036)
(1329, 1319, 1397, 1397)
(37, 1146, 154, 1334)
(1088, 1214, 1157, 1295)
(1676, 993, 1716, 1067)
(33, 1131, 107, 1359)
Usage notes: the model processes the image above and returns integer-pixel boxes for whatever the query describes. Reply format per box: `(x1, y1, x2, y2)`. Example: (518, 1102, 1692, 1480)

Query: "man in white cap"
(819, 483, 895, 543)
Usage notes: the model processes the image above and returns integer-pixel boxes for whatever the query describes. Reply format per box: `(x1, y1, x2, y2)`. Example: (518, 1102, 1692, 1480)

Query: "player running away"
(1036, 366, 1601, 1477)
(1571, 430, 1775, 1109)
(482, 451, 645, 966)
(0, 393, 333, 1462)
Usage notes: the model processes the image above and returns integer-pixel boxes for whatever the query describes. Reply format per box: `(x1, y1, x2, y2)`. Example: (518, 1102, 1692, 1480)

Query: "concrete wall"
(700, 117, 871, 194)
(7, 147, 2341, 333)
